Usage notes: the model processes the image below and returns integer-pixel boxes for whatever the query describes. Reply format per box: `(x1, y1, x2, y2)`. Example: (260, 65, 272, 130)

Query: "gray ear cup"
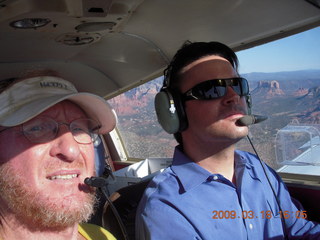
(154, 88, 188, 134)
(155, 90, 181, 134)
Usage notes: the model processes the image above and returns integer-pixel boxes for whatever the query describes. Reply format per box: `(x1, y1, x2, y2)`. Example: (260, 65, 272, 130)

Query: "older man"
(0, 73, 116, 239)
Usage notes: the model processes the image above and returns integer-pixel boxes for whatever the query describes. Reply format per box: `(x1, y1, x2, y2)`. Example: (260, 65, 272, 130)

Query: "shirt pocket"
(267, 199, 281, 218)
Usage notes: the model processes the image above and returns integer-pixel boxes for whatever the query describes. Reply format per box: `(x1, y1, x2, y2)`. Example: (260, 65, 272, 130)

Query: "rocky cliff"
(251, 80, 285, 98)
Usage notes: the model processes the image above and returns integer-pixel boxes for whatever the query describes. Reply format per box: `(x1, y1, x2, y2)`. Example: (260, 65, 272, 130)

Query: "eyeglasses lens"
(71, 119, 99, 144)
(23, 118, 57, 143)
(22, 117, 100, 144)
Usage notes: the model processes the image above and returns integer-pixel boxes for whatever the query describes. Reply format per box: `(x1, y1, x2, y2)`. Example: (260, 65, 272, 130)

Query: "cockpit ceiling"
(0, 0, 319, 98)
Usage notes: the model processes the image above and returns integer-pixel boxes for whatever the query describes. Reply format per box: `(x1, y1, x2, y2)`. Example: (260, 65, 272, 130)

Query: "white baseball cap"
(0, 76, 117, 134)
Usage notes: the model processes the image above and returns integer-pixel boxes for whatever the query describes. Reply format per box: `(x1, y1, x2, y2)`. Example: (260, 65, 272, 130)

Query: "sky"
(237, 27, 320, 74)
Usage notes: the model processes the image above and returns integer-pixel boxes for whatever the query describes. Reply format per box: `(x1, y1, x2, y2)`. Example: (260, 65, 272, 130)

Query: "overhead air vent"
(10, 18, 51, 29)
(55, 33, 101, 46)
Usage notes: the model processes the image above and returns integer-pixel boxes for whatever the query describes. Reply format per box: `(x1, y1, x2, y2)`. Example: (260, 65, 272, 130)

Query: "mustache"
(44, 160, 85, 171)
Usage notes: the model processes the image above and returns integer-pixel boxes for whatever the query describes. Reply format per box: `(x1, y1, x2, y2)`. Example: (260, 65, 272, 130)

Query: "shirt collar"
(235, 150, 250, 168)
(235, 150, 262, 184)
(171, 146, 212, 192)
(171, 147, 259, 192)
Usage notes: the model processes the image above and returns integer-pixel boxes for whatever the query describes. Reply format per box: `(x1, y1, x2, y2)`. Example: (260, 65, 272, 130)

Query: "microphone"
(236, 115, 268, 126)
(84, 177, 130, 240)
(84, 177, 108, 188)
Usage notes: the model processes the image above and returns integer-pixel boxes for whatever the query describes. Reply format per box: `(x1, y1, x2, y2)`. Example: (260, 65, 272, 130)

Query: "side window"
(236, 27, 320, 176)
(108, 77, 176, 160)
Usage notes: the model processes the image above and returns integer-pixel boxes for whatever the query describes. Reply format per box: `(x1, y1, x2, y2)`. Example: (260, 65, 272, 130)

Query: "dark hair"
(164, 41, 239, 91)
(163, 41, 239, 144)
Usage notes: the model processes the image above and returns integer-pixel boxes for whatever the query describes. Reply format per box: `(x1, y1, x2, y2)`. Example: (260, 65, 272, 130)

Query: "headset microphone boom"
(236, 115, 268, 126)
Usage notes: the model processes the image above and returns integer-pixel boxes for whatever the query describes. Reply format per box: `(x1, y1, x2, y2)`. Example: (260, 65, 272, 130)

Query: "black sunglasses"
(182, 77, 249, 101)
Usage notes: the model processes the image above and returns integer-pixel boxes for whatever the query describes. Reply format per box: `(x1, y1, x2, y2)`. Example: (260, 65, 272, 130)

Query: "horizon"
(242, 68, 320, 74)
(237, 27, 320, 74)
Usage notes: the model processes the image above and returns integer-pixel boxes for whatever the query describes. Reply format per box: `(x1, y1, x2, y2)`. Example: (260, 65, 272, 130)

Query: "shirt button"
(213, 175, 219, 180)
(249, 223, 253, 230)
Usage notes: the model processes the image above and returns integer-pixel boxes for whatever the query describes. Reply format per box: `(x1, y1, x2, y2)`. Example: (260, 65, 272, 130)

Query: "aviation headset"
(154, 67, 188, 134)
(154, 66, 252, 134)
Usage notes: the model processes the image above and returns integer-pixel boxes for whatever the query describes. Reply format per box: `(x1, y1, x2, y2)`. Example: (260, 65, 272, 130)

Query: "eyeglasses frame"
(0, 117, 101, 144)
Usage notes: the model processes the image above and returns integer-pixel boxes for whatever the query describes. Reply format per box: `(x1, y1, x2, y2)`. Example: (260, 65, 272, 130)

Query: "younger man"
(136, 42, 320, 239)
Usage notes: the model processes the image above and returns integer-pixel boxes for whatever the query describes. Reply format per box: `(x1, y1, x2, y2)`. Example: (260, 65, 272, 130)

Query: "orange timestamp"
(212, 210, 308, 220)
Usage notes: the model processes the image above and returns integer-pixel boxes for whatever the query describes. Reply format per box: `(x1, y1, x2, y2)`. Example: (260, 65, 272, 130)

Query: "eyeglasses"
(182, 77, 249, 101)
(0, 117, 101, 144)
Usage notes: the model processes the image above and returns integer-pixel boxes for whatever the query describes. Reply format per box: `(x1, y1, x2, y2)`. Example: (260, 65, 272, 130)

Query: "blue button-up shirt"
(136, 147, 320, 240)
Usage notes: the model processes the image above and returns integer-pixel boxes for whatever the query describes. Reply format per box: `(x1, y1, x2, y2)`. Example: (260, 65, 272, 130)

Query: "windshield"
(108, 27, 320, 176)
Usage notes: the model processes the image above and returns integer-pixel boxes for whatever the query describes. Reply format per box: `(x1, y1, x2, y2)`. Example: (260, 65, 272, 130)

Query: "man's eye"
(28, 125, 44, 132)
(26, 124, 51, 133)
(72, 127, 90, 134)
(73, 127, 84, 132)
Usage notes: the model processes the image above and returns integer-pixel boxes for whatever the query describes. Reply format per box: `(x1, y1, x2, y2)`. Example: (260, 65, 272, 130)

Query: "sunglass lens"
(184, 78, 249, 101)
(206, 85, 226, 98)
(238, 78, 249, 96)
(194, 81, 226, 99)
(230, 79, 242, 96)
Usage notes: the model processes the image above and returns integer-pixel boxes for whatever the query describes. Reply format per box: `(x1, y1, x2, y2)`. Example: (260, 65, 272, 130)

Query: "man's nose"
(222, 86, 240, 105)
(49, 125, 81, 162)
